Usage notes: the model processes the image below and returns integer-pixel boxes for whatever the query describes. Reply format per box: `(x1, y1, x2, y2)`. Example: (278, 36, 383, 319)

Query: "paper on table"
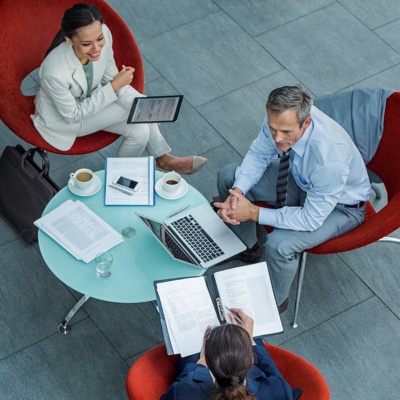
(105, 157, 155, 205)
(35, 199, 123, 263)
(157, 277, 220, 357)
(214, 262, 282, 337)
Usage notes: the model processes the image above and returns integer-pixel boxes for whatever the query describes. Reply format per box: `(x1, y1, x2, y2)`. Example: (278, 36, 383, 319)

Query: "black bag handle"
(21, 147, 50, 177)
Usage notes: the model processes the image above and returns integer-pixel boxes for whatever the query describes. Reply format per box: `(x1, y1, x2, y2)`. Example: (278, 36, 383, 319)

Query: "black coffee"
(165, 179, 179, 185)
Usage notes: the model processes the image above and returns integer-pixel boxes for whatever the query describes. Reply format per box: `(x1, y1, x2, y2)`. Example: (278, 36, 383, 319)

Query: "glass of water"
(95, 252, 113, 277)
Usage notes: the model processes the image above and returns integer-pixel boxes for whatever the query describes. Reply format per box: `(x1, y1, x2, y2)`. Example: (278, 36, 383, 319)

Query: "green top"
(82, 61, 93, 97)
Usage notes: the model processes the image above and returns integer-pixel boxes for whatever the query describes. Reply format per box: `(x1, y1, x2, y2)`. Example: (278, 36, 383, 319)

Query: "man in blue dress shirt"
(214, 85, 370, 312)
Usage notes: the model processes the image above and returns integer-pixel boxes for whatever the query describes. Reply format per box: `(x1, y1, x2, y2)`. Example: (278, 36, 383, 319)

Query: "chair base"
(291, 236, 400, 328)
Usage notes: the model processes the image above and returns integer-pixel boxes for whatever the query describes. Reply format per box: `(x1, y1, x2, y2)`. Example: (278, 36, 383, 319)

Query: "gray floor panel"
(338, 241, 400, 318)
(339, 0, 400, 30)
(0, 319, 128, 400)
(140, 11, 282, 107)
(109, 0, 218, 43)
(282, 297, 400, 399)
(266, 252, 374, 345)
(214, 0, 335, 37)
(375, 18, 400, 54)
(257, 3, 400, 96)
(0, 0, 399, 398)
(81, 300, 164, 360)
(0, 240, 87, 360)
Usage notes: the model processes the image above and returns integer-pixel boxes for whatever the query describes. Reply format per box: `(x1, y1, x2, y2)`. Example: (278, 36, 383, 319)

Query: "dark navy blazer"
(161, 340, 301, 400)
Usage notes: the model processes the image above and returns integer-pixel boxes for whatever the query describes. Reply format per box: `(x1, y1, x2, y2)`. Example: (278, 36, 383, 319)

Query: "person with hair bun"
(31, 3, 207, 174)
(161, 309, 301, 400)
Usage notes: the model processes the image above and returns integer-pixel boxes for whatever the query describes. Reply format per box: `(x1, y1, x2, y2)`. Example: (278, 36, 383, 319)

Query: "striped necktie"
(275, 149, 291, 209)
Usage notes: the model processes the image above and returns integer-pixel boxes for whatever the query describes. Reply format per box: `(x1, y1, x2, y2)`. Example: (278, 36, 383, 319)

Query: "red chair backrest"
(309, 92, 400, 254)
(0, 0, 144, 154)
(125, 344, 330, 400)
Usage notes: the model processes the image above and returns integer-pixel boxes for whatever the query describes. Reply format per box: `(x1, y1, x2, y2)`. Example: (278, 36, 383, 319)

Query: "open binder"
(155, 262, 283, 357)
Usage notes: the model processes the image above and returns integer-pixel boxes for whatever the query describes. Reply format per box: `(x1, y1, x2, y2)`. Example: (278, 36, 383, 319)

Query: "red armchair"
(0, 0, 144, 155)
(126, 343, 330, 400)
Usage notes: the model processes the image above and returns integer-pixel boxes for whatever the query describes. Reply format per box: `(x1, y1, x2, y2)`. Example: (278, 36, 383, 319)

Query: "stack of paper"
(35, 200, 123, 263)
(105, 156, 155, 206)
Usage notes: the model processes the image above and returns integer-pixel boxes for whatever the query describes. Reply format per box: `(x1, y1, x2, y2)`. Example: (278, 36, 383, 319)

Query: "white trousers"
(77, 86, 171, 158)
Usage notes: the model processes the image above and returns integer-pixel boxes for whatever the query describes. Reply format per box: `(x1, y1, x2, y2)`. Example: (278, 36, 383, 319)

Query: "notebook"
(135, 203, 246, 268)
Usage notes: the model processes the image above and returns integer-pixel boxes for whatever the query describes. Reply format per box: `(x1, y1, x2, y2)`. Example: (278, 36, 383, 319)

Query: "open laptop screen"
(136, 214, 197, 266)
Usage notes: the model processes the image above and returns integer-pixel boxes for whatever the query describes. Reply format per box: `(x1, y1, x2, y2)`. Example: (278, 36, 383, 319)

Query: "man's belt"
(341, 201, 366, 209)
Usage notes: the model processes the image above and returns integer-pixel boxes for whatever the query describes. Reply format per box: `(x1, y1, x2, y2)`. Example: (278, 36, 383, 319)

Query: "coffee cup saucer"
(68, 174, 102, 197)
(155, 177, 188, 200)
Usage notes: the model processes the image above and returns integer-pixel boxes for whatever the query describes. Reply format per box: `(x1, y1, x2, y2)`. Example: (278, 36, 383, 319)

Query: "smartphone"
(111, 175, 141, 192)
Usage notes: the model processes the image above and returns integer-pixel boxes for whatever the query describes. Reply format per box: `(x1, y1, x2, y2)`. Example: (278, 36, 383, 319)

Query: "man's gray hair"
(266, 85, 313, 126)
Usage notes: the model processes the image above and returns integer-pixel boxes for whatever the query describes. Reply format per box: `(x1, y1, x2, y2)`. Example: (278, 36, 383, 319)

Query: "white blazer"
(31, 24, 119, 151)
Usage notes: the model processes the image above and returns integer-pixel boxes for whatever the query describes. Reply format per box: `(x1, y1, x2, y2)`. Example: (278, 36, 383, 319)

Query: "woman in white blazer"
(31, 3, 207, 174)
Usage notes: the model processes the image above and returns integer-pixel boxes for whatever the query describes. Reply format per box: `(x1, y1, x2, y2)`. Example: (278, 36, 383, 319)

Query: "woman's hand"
(111, 65, 135, 92)
(227, 308, 256, 345)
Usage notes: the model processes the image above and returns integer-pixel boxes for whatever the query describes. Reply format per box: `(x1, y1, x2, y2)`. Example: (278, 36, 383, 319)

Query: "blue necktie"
(275, 150, 291, 209)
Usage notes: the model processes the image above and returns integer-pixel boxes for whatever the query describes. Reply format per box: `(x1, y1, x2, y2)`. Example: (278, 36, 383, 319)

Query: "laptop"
(135, 203, 246, 269)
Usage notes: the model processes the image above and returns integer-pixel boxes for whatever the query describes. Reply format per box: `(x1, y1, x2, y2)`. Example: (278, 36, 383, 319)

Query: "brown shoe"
(228, 243, 262, 263)
(278, 298, 289, 314)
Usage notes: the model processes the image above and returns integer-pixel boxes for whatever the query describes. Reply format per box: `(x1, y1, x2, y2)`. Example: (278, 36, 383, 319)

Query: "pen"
(225, 306, 243, 324)
(108, 184, 134, 196)
(168, 204, 190, 217)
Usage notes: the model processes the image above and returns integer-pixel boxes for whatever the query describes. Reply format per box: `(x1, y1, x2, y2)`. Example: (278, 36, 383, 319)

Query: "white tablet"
(127, 95, 184, 124)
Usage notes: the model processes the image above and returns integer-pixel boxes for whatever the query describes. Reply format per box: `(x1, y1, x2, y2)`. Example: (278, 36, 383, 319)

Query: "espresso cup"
(70, 168, 94, 191)
(162, 171, 182, 194)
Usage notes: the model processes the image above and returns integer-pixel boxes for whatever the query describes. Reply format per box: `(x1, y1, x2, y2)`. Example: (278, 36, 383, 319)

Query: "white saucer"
(155, 178, 188, 200)
(68, 174, 102, 197)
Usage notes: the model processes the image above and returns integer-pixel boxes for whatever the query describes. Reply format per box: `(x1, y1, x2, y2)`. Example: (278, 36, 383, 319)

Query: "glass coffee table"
(38, 171, 207, 333)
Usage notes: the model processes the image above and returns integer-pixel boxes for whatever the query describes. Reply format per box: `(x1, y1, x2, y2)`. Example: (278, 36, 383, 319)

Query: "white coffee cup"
(70, 168, 94, 191)
(162, 171, 182, 193)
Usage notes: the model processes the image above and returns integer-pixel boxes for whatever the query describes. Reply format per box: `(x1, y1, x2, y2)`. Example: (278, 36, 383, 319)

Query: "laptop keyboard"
(170, 215, 224, 262)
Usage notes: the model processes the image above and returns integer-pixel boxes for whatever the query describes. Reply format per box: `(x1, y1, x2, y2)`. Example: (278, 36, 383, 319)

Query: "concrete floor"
(1, 1, 400, 399)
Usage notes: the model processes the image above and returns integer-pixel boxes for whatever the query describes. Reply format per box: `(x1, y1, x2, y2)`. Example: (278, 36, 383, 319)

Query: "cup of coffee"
(70, 168, 94, 191)
(162, 171, 182, 194)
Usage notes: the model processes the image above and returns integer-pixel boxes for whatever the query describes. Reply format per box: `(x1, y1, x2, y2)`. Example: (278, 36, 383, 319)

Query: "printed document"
(35, 200, 123, 263)
(157, 277, 220, 357)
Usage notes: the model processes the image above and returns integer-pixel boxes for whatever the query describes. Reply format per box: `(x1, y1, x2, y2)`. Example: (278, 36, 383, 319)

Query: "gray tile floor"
(1, 1, 400, 399)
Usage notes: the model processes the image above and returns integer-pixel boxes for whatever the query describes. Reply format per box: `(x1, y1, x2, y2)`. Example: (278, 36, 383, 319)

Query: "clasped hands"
(214, 188, 259, 225)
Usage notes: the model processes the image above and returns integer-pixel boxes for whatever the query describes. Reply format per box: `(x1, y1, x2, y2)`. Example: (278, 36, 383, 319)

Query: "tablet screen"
(127, 95, 184, 124)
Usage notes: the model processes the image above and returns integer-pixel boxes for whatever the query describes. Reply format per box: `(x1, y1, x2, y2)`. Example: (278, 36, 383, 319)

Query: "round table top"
(38, 170, 206, 303)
